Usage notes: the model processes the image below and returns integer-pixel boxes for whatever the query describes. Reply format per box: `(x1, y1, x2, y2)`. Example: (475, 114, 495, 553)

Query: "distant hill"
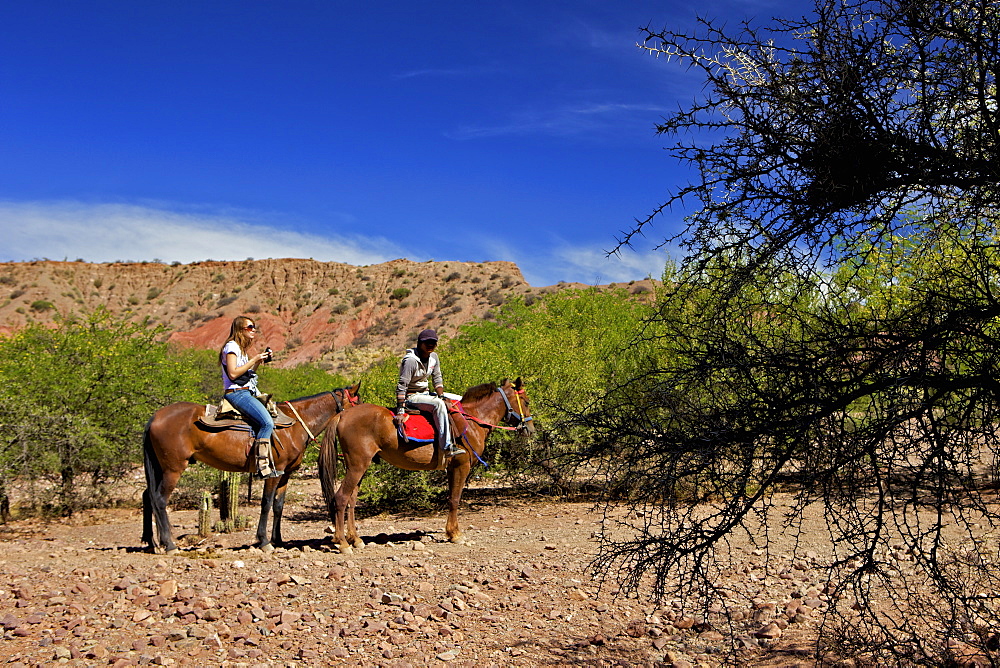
(0, 258, 657, 374)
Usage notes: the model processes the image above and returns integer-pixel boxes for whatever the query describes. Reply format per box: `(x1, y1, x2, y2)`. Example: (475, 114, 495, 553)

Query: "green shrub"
(30, 300, 54, 312)
(358, 462, 443, 514)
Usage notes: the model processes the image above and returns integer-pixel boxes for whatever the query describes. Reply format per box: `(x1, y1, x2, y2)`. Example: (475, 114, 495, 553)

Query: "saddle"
(396, 400, 467, 441)
(196, 395, 296, 431)
(393, 399, 469, 470)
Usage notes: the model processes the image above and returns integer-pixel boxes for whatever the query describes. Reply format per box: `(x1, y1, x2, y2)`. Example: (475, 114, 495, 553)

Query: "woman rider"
(220, 315, 279, 478)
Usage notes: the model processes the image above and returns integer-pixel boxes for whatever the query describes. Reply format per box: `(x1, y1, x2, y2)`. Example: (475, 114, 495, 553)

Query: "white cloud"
(0, 199, 669, 288)
(448, 102, 669, 140)
(0, 200, 400, 266)
(526, 245, 669, 286)
(475, 234, 670, 286)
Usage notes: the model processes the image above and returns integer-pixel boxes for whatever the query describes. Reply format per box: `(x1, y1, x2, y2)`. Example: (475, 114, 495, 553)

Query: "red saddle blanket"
(399, 412, 436, 442)
(387, 401, 468, 443)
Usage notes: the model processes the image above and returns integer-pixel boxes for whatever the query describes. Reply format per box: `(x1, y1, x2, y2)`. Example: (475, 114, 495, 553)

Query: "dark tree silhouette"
(583, 0, 1000, 664)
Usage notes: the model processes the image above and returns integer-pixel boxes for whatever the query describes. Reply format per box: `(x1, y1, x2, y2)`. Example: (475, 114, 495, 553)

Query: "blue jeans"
(227, 389, 275, 440)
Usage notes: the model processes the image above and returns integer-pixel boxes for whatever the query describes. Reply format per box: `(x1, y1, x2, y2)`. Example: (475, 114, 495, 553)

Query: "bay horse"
(142, 383, 360, 553)
(319, 378, 534, 553)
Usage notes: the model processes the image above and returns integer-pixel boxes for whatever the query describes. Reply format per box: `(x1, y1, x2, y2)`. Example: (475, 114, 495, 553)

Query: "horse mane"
(461, 382, 498, 403)
(288, 385, 356, 402)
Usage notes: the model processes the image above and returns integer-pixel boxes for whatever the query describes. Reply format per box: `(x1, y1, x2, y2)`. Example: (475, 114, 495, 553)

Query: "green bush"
(29, 300, 54, 312)
(357, 286, 656, 495)
(0, 308, 208, 515)
(358, 462, 443, 515)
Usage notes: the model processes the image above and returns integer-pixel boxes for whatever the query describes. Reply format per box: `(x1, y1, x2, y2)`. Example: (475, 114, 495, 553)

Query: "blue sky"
(0, 0, 796, 286)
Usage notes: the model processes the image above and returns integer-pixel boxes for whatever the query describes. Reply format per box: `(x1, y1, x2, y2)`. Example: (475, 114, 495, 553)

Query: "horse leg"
(445, 458, 473, 544)
(346, 483, 363, 548)
(141, 488, 153, 548)
(256, 477, 280, 552)
(334, 463, 367, 553)
(270, 474, 291, 547)
(149, 468, 183, 554)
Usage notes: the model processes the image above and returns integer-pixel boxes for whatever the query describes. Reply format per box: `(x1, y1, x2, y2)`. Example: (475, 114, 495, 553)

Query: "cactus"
(218, 471, 248, 533)
(197, 491, 212, 537)
(220, 471, 240, 522)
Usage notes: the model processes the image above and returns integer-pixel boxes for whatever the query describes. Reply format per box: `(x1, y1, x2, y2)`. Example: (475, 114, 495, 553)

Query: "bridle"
(284, 386, 359, 444)
(461, 386, 533, 432)
(497, 387, 533, 433)
(331, 386, 360, 412)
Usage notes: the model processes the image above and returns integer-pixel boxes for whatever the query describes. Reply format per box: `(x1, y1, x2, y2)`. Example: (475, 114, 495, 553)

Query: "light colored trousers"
(406, 392, 451, 446)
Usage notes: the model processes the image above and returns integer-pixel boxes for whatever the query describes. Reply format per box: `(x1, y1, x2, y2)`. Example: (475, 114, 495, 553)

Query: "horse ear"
(499, 377, 509, 388)
(514, 377, 523, 390)
(350, 380, 362, 396)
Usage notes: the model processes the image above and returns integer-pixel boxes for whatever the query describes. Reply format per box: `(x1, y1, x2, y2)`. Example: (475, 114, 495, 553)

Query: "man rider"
(394, 329, 466, 457)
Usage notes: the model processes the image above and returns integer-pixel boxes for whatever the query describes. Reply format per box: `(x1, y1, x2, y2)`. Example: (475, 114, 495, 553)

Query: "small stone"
(87, 644, 109, 659)
(755, 622, 782, 639)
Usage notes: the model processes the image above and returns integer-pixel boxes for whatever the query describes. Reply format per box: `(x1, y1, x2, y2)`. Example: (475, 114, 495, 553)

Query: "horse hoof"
(336, 544, 353, 555)
(165, 548, 181, 556)
(260, 543, 275, 555)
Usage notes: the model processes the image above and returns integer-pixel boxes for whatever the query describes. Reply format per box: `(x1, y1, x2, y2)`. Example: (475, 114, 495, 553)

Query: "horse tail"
(318, 413, 342, 522)
(140, 417, 157, 547)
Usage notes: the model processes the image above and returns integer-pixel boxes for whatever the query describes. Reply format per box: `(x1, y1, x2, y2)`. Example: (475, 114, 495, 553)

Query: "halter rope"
(283, 388, 357, 444)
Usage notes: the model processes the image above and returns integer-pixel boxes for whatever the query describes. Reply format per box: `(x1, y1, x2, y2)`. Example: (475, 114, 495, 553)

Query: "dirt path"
(0, 475, 830, 667)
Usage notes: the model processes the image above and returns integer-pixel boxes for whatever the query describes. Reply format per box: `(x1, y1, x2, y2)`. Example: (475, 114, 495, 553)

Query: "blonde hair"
(220, 315, 257, 362)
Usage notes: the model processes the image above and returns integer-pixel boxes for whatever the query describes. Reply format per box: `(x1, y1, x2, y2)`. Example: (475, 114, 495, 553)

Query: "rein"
(284, 401, 317, 442)
(460, 388, 532, 432)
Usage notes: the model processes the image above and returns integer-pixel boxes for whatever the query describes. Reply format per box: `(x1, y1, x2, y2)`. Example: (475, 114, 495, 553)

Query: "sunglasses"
(245, 324, 257, 331)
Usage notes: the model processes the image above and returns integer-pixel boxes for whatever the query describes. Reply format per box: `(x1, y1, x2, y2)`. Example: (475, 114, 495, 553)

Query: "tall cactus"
(220, 471, 240, 523)
(216, 471, 248, 532)
(197, 491, 212, 537)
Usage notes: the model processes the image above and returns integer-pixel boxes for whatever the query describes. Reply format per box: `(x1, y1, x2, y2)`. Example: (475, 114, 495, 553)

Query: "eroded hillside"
(0, 258, 656, 374)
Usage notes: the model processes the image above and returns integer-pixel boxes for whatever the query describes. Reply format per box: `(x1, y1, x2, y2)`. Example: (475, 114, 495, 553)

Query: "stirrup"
(255, 458, 283, 480)
(443, 446, 466, 457)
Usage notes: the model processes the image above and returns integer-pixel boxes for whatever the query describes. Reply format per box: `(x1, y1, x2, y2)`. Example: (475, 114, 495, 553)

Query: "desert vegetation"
(3, 0, 997, 664)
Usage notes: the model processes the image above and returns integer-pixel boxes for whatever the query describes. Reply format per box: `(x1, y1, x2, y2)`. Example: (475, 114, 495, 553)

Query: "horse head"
(333, 381, 362, 411)
(499, 377, 535, 435)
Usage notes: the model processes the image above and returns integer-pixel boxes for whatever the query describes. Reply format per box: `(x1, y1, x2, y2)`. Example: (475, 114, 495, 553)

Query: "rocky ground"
(0, 475, 847, 668)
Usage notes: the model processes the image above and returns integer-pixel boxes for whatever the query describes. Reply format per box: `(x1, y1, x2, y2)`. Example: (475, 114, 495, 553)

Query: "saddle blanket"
(389, 399, 467, 443)
(395, 409, 435, 442)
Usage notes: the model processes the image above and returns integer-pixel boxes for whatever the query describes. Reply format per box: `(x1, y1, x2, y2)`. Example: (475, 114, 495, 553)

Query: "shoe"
(443, 446, 466, 457)
(256, 457, 282, 480)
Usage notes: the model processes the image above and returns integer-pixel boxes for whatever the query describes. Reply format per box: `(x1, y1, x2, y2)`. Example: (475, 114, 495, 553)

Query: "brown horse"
(142, 383, 360, 553)
(319, 378, 534, 553)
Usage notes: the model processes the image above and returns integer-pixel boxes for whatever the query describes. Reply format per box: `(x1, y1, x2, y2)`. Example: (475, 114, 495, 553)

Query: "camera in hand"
(264, 347, 273, 362)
